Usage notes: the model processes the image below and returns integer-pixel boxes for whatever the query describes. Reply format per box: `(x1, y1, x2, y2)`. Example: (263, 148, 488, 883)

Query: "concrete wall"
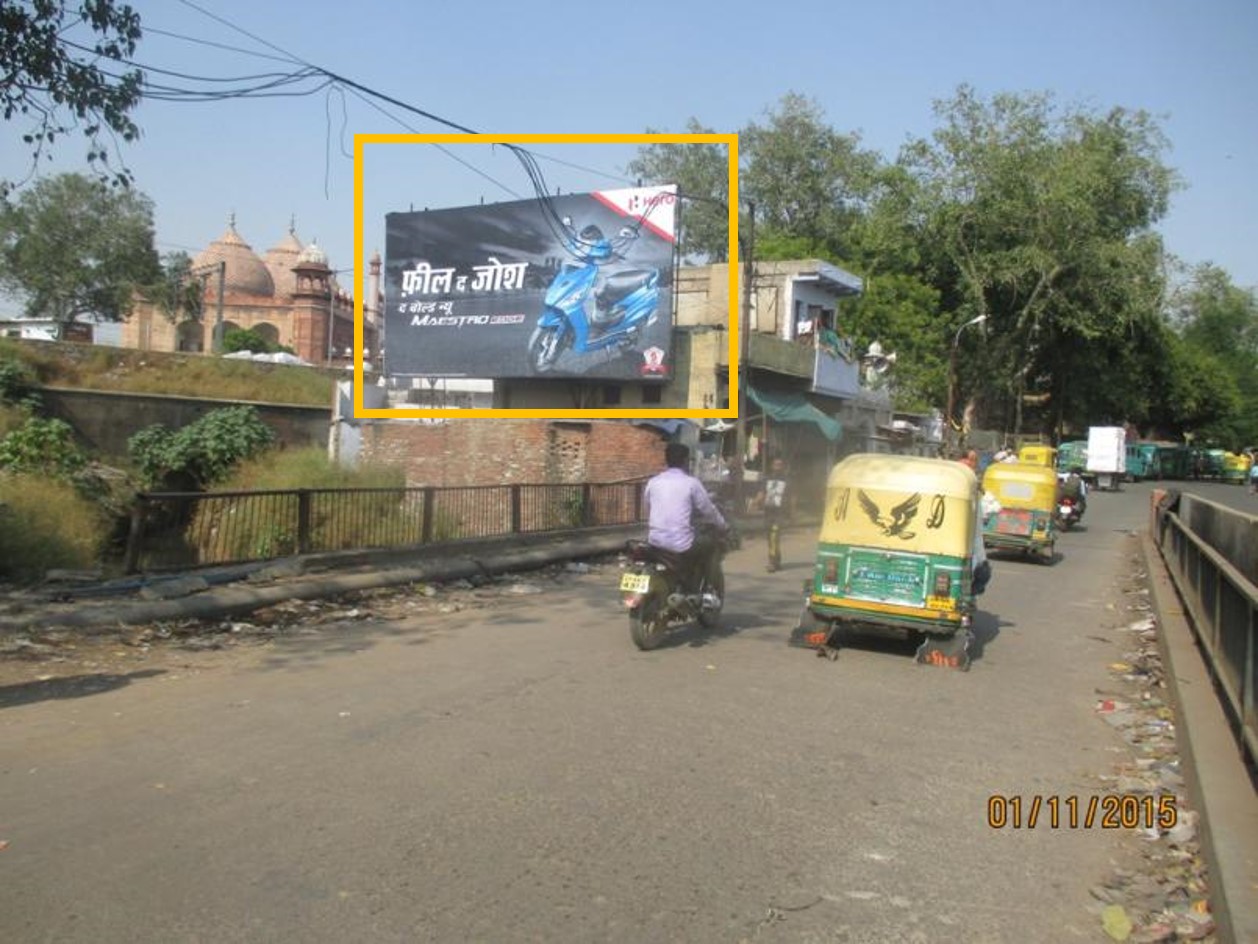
(1179, 494, 1258, 586)
(38, 387, 331, 460)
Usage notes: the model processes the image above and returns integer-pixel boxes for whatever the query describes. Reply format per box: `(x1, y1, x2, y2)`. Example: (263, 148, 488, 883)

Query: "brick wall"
(359, 419, 666, 487)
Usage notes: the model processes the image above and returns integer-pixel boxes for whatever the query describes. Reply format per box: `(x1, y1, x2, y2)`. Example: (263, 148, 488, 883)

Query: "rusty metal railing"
(124, 479, 646, 573)
(1154, 494, 1258, 768)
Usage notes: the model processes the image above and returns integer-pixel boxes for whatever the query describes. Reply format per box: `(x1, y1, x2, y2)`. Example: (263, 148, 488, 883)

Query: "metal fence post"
(297, 490, 311, 554)
(123, 497, 147, 575)
(511, 485, 522, 533)
(421, 486, 435, 544)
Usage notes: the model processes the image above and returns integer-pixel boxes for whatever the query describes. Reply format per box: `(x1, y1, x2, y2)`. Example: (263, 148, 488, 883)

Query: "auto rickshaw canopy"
(982, 461, 1059, 511)
(819, 453, 977, 558)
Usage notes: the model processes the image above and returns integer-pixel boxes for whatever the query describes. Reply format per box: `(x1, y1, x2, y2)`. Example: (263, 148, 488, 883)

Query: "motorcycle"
(527, 217, 660, 374)
(1055, 494, 1084, 531)
(619, 524, 735, 651)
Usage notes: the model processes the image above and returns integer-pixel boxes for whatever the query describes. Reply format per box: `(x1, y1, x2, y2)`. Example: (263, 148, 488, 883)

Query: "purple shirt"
(643, 468, 727, 552)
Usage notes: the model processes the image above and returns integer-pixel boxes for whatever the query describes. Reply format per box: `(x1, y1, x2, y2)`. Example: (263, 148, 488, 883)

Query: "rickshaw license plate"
(926, 595, 956, 611)
(619, 573, 651, 593)
(998, 511, 1031, 535)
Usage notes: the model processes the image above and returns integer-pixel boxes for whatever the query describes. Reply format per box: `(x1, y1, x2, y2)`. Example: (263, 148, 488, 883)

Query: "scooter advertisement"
(384, 185, 676, 381)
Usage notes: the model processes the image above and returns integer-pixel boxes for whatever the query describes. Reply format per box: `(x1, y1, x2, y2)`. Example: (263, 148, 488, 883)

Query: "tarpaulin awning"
(747, 387, 843, 441)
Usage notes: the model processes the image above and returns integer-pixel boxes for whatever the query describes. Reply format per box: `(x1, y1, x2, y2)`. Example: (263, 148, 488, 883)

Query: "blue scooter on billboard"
(527, 217, 660, 374)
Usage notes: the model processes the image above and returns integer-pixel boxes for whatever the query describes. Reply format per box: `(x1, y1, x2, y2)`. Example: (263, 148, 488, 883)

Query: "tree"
(1, 0, 144, 196)
(1171, 264, 1258, 446)
(900, 86, 1178, 437)
(742, 93, 878, 258)
(0, 172, 161, 334)
(144, 251, 202, 323)
(625, 118, 731, 262)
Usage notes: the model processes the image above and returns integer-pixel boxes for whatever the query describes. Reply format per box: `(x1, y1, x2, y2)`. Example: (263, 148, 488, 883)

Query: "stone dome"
(193, 217, 275, 297)
(296, 240, 328, 268)
(264, 222, 305, 298)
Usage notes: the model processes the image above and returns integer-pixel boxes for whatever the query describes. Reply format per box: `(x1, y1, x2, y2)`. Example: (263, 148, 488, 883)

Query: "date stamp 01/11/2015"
(987, 794, 1179, 830)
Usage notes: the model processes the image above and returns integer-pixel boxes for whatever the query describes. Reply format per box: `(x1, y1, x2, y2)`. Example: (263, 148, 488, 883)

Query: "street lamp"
(945, 314, 988, 456)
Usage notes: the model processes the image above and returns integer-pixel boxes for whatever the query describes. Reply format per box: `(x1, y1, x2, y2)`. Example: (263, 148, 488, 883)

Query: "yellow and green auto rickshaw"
(1017, 443, 1057, 468)
(790, 453, 982, 669)
(981, 461, 1058, 562)
(1222, 451, 1252, 485)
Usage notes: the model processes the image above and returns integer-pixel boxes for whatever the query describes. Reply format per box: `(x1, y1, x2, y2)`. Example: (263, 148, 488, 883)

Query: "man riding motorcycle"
(643, 442, 730, 606)
(1060, 466, 1087, 512)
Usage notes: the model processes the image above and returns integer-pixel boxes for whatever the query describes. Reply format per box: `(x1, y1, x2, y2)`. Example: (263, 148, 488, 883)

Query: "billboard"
(384, 185, 677, 381)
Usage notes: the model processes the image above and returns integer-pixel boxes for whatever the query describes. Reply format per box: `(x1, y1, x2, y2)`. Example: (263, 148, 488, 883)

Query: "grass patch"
(0, 338, 339, 407)
(186, 447, 414, 563)
(0, 473, 107, 582)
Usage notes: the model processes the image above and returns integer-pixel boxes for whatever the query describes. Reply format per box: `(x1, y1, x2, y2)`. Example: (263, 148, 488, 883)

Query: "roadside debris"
(0, 557, 613, 684)
(1089, 553, 1216, 943)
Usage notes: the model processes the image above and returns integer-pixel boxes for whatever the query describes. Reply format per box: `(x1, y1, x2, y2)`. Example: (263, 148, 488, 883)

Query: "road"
(0, 481, 1209, 942)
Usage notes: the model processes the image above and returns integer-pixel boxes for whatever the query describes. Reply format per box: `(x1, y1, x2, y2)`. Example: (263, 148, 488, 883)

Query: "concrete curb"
(1, 528, 640, 634)
(1139, 531, 1258, 944)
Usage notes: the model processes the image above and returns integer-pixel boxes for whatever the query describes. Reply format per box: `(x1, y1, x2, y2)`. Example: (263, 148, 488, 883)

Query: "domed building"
(123, 215, 381, 366)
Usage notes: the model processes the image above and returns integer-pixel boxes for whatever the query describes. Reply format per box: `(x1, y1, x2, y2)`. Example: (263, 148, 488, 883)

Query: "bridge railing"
(1153, 492, 1258, 768)
(123, 478, 648, 574)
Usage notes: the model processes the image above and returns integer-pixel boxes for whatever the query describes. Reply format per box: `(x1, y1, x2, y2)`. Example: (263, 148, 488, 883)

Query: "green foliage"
(0, 415, 87, 477)
(1171, 264, 1258, 446)
(145, 251, 203, 323)
(741, 92, 878, 257)
(0, 472, 105, 582)
(223, 327, 282, 355)
(626, 118, 731, 262)
(0, 0, 144, 197)
(215, 446, 404, 492)
(0, 338, 337, 406)
(897, 85, 1180, 438)
(0, 173, 162, 329)
(187, 447, 410, 563)
(0, 356, 40, 406)
(128, 405, 275, 489)
(847, 272, 946, 412)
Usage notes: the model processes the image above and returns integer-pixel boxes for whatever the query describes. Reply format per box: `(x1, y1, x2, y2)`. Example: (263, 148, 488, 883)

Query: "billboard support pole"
(734, 202, 755, 514)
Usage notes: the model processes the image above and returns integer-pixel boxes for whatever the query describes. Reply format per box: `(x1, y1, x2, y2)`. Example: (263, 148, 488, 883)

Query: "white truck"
(1086, 426, 1126, 491)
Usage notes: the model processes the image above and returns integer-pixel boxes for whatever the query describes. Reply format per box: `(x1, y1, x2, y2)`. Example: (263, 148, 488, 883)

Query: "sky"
(3, 0, 1257, 317)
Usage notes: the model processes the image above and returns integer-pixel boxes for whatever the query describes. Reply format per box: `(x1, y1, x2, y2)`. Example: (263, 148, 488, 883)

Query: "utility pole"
(944, 313, 988, 456)
(734, 201, 755, 514)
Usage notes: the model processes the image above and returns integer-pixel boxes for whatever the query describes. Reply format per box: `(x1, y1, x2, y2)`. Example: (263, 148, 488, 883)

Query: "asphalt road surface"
(0, 481, 1216, 942)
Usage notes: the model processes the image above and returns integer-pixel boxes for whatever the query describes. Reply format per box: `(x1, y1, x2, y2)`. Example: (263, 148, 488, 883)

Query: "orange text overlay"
(986, 794, 1178, 830)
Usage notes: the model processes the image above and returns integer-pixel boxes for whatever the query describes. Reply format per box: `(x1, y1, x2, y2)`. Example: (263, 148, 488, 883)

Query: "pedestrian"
(756, 457, 790, 572)
(1249, 457, 1258, 495)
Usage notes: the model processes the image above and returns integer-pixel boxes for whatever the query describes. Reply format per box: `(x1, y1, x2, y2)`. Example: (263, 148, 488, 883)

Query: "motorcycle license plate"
(619, 573, 651, 593)
(1058, 504, 1072, 516)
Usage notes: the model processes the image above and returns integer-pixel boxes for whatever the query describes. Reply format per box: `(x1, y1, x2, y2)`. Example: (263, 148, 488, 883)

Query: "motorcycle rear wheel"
(629, 592, 668, 651)
(697, 568, 725, 628)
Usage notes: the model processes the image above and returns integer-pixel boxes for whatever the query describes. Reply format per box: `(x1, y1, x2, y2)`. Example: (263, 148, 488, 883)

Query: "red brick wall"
(358, 419, 666, 487)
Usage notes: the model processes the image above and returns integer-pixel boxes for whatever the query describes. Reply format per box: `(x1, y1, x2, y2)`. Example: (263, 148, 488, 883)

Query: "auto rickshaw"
(1057, 440, 1088, 475)
(1222, 451, 1252, 485)
(1017, 443, 1057, 468)
(980, 461, 1058, 562)
(790, 454, 982, 669)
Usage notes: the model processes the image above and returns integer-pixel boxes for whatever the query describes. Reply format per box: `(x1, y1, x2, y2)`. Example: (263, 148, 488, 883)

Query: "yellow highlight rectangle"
(353, 132, 739, 420)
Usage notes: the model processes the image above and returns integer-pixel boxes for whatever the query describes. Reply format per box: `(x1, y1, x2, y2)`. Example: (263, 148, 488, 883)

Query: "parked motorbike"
(528, 217, 660, 374)
(1055, 494, 1084, 531)
(619, 525, 735, 651)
